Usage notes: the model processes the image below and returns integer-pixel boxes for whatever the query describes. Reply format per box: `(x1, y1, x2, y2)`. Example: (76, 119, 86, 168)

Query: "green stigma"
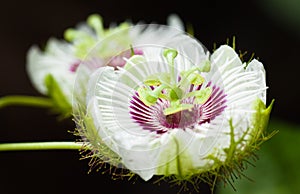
(163, 49, 178, 66)
(87, 14, 104, 37)
(136, 49, 212, 115)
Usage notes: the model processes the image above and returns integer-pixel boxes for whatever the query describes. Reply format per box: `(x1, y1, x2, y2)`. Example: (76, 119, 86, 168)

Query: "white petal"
(246, 59, 267, 103)
(201, 45, 267, 151)
(130, 24, 208, 66)
(87, 66, 161, 180)
(26, 38, 77, 103)
(207, 45, 266, 113)
(167, 14, 185, 32)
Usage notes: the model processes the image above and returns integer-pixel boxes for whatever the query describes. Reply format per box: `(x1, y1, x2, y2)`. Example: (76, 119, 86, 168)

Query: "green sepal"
(44, 74, 72, 118)
(252, 98, 275, 135)
(73, 107, 123, 172)
(222, 99, 275, 162)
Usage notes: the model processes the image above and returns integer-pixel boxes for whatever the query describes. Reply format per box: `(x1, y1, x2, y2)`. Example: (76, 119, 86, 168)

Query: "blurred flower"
(77, 42, 273, 188)
(26, 14, 186, 117)
(26, 38, 77, 116)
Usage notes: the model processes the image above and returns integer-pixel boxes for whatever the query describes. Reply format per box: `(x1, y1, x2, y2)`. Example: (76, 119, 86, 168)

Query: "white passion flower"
(75, 41, 274, 189)
(26, 14, 188, 117)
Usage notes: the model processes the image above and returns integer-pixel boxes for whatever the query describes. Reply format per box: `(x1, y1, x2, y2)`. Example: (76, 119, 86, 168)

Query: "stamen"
(130, 82, 226, 133)
(135, 49, 213, 117)
(163, 49, 178, 84)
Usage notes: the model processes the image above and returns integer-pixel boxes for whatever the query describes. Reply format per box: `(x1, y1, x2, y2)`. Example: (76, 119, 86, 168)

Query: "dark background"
(1, 0, 299, 193)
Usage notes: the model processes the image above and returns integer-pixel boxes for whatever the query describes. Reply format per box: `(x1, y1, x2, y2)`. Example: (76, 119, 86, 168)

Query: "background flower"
(26, 14, 188, 117)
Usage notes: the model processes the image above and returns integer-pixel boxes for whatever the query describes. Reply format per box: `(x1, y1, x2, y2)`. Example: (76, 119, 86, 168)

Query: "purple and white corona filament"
(83, 41, 273, 182)
(129, 82, 227, 134)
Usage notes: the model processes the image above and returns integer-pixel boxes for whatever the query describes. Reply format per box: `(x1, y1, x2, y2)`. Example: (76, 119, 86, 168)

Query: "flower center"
(163, 107, 199, 129)
(129, 83, 226, 134)
(128, 48, 226, 134)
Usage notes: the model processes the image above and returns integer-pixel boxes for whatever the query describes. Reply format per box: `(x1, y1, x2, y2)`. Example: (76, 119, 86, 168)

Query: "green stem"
(0, 142, 84, 152)
(0, 95, 54, 109)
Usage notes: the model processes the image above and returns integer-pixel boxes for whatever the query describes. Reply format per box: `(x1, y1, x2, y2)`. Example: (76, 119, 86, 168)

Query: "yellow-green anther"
(158, 93, 168, 100)
(163, 101, 193, 115)
(87, 14, 104, 37)
(144, 79, 161, 86)
(151, 84, 166, 97)
(153, 73, 172, 87)
(137, 87, 158, 106)
(179, 67, 204, 87)
(188, 73, 205, 85)
(144, 72, 173, 87)
(193, 87, 212, 104)
(137, 84, 166, 107)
